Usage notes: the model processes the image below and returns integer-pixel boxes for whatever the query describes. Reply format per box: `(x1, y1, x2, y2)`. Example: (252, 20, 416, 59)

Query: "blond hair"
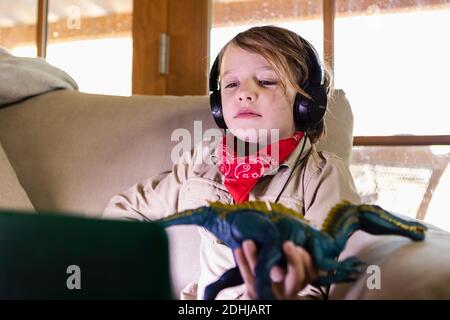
(218, 25, 334, 144)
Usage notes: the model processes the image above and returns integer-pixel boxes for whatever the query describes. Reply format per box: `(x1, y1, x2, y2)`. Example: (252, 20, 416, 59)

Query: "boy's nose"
(238, 95, 254, 102)
(237, 88, 256, 102)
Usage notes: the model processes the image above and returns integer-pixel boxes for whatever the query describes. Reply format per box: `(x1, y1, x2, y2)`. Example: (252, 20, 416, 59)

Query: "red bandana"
(217, 131, 304, 204)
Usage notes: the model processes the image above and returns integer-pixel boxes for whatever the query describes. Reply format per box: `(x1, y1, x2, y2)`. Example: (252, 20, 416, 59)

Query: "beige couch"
(1, 89, 450, 299)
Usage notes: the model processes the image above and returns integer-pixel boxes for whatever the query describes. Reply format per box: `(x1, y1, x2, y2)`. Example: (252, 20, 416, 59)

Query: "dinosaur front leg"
(307, 238, 342, 272)
(311, 256, 365, 287)
(203, 267, 243, 300)
(312, 267, 362, 287)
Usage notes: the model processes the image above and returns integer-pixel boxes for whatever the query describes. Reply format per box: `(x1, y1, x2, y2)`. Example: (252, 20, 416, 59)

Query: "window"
(335, 0, 450, 136)
(351, 146, 450, 231)
(0, 0, 133, 96)
(46, 0, 133, 96)
(334, 1, 450, 230)
(0, 0, 37, 57)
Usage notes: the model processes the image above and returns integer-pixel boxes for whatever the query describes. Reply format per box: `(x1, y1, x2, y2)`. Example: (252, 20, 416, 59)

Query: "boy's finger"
(234, 247, 255, 287)
(235, 247, 257, 299)
(271, 281, 285, 300)
(271, 265, 287, 299)
(283, 241, 306, 297)
(270, 266, 286, 283)
(242, 240, 258, 273)
(295, 246, 318, 282)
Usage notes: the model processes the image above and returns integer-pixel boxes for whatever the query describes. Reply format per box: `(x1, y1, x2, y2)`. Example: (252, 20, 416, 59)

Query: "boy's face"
(220, 44, 297, 144)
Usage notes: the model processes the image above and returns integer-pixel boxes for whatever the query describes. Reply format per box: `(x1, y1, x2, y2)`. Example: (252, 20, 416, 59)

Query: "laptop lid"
(0, 211, 173, 299)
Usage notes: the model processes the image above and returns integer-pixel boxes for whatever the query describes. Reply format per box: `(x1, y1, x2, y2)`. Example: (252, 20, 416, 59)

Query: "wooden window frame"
(36, 0, 48, 58)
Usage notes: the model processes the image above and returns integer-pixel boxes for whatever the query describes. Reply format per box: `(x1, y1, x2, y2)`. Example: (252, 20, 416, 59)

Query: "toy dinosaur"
(156, 200, 427, 300)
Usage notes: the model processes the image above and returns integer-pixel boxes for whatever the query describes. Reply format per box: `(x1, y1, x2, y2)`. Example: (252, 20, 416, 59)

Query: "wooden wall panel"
(36, 0, 48, 57)
(353, 135, 450, 146)
(167, 0, 209, 95)
(132, 0, 208, 95)
(323, 0, 335, 71)
(132, 0, 168, 95)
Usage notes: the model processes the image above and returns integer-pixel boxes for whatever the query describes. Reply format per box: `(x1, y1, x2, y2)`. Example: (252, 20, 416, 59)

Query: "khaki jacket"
(103, 136, 360, 299)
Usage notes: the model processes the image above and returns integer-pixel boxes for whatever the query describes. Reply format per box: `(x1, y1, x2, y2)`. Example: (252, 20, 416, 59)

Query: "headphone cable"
(275, 132, 309, 204)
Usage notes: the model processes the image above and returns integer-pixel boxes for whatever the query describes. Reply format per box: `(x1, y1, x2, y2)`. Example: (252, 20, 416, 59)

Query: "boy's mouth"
(235, 108, 262, 118)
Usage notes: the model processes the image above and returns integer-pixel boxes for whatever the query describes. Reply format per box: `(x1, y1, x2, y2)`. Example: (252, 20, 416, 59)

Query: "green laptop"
(0, 210, 173, 299)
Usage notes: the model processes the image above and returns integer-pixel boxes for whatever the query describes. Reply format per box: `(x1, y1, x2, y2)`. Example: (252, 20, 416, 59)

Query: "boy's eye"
(224, 82, 238, 89)
(222, 80, 277, 89)
(259, 80, 276, 86)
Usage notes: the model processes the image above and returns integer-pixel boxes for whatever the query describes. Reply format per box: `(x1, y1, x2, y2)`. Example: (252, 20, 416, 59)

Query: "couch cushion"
(0, 142, 35, 211)
(330, 220, 450, 299)
(0, 48, 78, 107)
(316, 90, 354, 166)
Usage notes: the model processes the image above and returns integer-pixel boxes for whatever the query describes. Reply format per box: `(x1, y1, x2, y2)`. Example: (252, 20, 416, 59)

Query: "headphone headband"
(298, 37, 327, 108)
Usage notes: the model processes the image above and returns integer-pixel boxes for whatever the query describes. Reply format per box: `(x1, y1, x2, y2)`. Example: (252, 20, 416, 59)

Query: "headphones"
(209, 34, 328, 131)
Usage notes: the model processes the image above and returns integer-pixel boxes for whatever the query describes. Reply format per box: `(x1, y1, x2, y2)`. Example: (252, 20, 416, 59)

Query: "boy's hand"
(234, 240, 318, 300)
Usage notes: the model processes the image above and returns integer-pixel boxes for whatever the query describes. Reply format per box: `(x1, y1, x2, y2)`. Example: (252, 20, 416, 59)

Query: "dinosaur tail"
(322, 201, 427, 251)
(155, 206, 212, 228)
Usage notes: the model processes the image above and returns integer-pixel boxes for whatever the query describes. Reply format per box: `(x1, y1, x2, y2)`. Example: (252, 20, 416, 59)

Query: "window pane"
(210, 0, 323, 70)
(47, 0, 132, 96)
(351, 146, 450, 231)
(335, 1, 450, 136)
(0, 0, 37, 57)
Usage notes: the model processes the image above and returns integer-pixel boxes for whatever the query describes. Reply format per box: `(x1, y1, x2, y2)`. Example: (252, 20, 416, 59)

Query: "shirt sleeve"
(303, 150, 361, 229)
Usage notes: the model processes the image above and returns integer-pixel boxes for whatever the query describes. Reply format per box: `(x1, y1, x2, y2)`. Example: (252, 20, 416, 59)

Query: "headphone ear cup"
(210, 90, 227, 129)
(293, 93, 326, 131)
(293, 93, 310, 131)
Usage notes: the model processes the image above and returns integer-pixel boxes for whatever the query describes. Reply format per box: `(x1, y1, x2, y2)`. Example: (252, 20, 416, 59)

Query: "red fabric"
(217, 131, 304, 204)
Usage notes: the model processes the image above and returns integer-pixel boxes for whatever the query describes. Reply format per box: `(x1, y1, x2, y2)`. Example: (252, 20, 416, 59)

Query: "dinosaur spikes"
(321, 200, 353, 235)
(269, 202, 305, 220)
(206, 200, 306, 221)
(207, 200, 272, 213)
